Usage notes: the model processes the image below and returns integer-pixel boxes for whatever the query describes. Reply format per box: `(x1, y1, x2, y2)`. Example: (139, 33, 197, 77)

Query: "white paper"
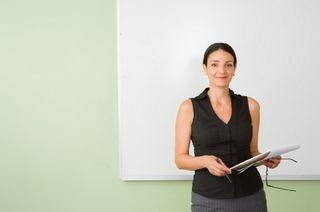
(265, 145, 300, 159)
(231, 144, 300, 172)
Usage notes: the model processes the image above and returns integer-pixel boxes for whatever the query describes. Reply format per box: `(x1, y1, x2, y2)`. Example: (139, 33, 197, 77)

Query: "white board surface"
(118, 0, 320, 180)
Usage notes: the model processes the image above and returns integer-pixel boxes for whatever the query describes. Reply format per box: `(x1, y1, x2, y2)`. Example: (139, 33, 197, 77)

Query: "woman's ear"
(202, 64, 208, 75)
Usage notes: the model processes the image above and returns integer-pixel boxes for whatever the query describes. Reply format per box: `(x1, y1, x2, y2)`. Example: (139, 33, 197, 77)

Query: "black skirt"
(191, 188, 268, 212)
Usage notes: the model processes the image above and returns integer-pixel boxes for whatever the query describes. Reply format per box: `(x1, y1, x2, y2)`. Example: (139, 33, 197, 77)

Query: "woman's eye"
(227, 63, 233, 67)
(211, 64, 217, 67)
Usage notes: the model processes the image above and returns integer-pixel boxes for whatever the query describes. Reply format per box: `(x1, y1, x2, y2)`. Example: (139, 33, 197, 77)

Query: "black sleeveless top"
(191, 88, 263, 199)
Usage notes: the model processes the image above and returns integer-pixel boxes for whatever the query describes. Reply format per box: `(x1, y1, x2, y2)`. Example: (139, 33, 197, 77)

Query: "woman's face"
(203, 49, 236, 88)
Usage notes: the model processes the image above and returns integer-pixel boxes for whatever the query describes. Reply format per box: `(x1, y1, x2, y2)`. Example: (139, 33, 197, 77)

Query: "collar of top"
(194, 88, 241, 100)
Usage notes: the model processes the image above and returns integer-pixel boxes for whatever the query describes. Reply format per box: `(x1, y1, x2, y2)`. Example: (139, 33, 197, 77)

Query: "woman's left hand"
(264, 155, 281, 169)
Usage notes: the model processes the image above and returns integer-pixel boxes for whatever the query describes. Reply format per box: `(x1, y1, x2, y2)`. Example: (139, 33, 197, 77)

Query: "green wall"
(0, 0, 319, 211)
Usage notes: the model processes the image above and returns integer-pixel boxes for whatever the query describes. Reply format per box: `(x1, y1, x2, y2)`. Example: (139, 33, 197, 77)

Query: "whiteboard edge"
(117, 0, 124, 181)
(121, 174, 320, 181)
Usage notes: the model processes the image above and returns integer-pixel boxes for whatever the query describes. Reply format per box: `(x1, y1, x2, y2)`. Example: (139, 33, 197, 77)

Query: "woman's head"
(202, 43, 237, 67)
(202, 43, 237, 88)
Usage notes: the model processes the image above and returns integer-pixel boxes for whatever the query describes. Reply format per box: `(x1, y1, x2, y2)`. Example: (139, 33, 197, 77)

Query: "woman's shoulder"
(176, 99, 194, 122)
(179, 98, 193, 112)
(247, 96, 260, 113)
(232, 90, 260, 113)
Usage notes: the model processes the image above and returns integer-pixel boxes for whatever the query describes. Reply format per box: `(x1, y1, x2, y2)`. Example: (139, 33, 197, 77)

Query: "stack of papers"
(231, 145, 300, 173)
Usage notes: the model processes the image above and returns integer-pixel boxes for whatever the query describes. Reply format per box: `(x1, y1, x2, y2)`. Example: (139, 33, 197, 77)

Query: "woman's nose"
(217, 66, 226, 74)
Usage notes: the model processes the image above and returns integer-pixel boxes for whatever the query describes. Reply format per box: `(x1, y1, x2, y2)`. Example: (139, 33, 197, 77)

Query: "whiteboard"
(118, 0, 320, 180)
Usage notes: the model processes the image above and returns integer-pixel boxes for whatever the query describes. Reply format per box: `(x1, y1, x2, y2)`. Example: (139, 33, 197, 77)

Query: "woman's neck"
(207, 86, 230, 102)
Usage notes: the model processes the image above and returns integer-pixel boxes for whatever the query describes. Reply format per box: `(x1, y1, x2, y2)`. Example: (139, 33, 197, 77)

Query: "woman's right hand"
(204, 155, 232, 176)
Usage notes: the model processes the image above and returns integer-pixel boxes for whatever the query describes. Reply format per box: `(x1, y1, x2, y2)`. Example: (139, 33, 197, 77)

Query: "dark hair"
(202, 42, 237, 66)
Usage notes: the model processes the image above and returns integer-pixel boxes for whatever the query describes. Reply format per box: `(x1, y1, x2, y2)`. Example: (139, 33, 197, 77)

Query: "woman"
(175, 43, 281, 212)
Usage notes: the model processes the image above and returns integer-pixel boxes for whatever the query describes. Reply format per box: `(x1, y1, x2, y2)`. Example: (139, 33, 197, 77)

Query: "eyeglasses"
(265, 158, 298, 192)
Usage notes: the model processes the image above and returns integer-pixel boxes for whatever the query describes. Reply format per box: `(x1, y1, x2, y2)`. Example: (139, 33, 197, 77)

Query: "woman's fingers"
(266, 156, 281, 168)
(205, 156, 231, 176)
(216, 158, 232, 174)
